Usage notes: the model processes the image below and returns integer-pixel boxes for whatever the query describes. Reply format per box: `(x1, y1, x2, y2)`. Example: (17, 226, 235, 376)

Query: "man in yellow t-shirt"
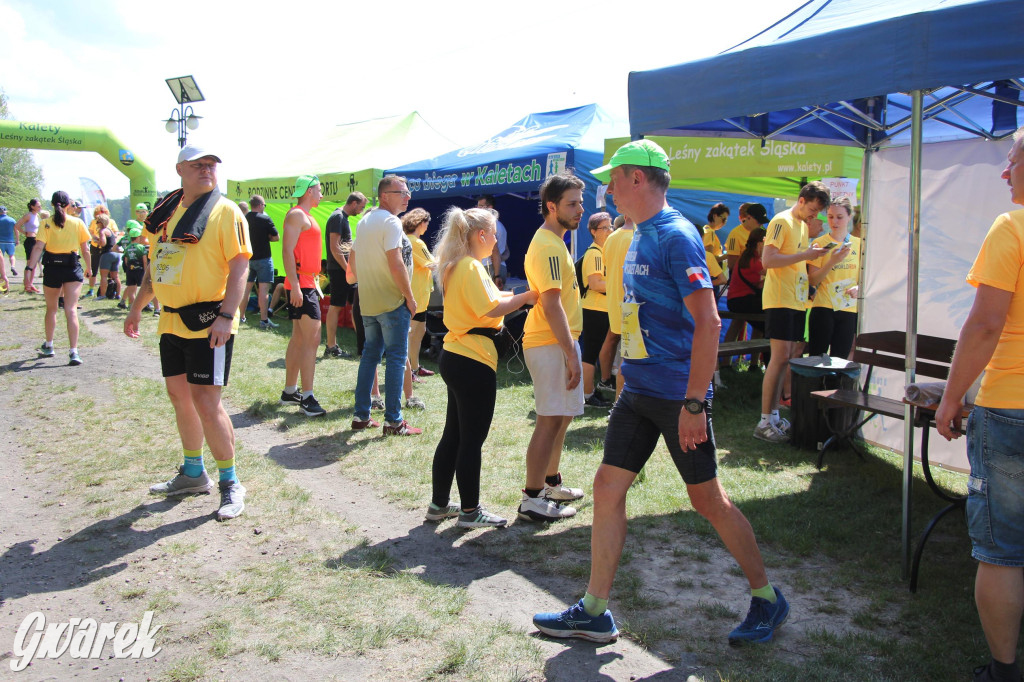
(580, 212, 613, 408)
(936, 128, 1024, 682)
(754, 181, 829, 443)
(518, 171, 585, 524)
(123, 145, 252, 522)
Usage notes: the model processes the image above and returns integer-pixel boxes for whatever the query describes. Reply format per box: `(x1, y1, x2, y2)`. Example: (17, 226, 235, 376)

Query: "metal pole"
(902, 90, 924, 580)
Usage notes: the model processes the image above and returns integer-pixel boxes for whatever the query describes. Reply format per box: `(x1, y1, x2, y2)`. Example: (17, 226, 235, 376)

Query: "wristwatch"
(682, 398, 707, 415)
(217, 312, 234, 320)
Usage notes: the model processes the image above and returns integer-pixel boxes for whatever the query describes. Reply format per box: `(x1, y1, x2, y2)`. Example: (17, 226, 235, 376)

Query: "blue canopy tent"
(627, 0, 1024, 579)
(389, 104, 621, 276)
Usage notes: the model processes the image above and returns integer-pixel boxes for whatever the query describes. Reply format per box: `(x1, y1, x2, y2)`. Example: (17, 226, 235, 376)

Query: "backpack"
(574, 244, 599, 296)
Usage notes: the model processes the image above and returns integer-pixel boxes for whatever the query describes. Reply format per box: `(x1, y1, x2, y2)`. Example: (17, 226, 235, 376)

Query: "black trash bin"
(788, 356, 861, 451)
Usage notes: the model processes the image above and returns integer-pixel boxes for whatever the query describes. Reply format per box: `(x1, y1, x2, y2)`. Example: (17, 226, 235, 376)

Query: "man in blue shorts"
(936, 127, 1024, 682)
(533, 139, 789, 645)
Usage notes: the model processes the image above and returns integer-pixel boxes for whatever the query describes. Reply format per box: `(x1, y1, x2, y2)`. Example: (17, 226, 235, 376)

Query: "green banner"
(0, 120, 157, 206)
(228, 169, 381, 204)
(604, 136, 862, 182)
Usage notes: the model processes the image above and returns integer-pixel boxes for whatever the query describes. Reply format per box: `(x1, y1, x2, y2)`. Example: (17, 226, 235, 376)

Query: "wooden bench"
(810, 330, 962, 592)
(717, 338, 771, 360)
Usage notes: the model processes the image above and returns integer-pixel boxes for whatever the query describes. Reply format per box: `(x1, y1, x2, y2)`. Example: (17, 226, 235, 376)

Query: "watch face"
(685, 400, 703, 414)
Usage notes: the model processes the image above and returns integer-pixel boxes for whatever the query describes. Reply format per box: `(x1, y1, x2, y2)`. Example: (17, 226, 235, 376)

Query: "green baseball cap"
(591, 139, 671, 182)
(291, 174, 320, 198)
(128, 227, 143, 239)
(135, 203, 148, 212)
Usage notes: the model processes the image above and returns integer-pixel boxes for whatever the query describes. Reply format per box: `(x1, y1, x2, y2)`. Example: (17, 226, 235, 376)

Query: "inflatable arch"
(0, 120, 157, 207)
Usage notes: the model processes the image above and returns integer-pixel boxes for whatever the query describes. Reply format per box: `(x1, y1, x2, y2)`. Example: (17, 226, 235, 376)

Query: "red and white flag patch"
(685, 267, 706, 283)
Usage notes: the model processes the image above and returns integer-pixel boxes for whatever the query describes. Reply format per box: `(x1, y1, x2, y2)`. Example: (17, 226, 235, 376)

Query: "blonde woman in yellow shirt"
(425, 207, 537, 528)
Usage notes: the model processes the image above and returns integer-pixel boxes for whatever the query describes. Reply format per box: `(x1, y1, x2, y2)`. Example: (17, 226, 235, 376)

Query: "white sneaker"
(775, 417, 792, 434)
(542, 481, 584, 502)
(405, 396, 426, 409)
(753, 421, 789, 443)
(517, 494, 576, 522)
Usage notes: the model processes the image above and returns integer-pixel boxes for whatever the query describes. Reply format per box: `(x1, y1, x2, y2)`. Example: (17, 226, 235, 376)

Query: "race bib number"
(832, 277, 856, 310)
(152, 243, 186, 286)
(796, 273, 809, 303)
(620, 300, 649, 359)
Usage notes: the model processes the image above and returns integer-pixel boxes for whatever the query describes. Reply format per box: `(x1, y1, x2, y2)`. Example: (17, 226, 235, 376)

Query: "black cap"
(747, 204, 769, 225)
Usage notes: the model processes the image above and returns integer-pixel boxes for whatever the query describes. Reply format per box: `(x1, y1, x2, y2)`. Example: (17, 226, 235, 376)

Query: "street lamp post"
(164, 76, 205, 149)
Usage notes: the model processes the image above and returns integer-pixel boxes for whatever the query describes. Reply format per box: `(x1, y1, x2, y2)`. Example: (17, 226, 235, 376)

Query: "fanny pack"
(41, 252, 78, 267)
(162, 300, 225, 332)
(466, 325, 515, 358)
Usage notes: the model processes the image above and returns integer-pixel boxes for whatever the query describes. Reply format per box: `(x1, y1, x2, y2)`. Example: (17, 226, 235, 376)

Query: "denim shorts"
(602, 390, 717, 485)
(966, 406, 1024, 567)
(247, 257, 275, 284)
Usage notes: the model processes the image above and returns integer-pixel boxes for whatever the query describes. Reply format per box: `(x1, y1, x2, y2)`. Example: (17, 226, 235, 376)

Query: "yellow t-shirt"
(725, 225, 752, 257)
(580, 243, 607, 312)
(762, 208, 809, 311)
(39, 216, 90, 254)
(809, 233, 861, 312)
(149, 197, 252, 340)
(968, 209, 1024, 408)
(523, 227, 582, 349)
(411, 236, 435, 315)
(603, 226, 634, 334)
(442, 257, 504, 371)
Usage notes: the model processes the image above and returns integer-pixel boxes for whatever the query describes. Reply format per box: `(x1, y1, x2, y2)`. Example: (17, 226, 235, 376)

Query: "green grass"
(0, 290, 1008, 681)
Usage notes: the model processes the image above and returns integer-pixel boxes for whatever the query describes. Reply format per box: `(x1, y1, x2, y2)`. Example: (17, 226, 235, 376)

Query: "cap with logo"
(0, 206, 6, 212)
(291, 174, 320, 198)
(591, 139, 671, 182)
(135, 203, 149, 212)
(177, 144, 222, 164)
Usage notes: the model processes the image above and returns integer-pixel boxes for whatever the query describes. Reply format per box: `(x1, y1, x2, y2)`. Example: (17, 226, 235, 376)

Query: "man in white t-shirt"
(348, 175, 421, 436)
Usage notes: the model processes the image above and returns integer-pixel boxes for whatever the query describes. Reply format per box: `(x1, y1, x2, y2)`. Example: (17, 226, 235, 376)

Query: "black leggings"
(807, 308, 858, 358)
(431, 350, 496, 511)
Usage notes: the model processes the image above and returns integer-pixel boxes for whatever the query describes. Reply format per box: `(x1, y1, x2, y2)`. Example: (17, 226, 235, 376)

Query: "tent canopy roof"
(628, 0, 1024, 146)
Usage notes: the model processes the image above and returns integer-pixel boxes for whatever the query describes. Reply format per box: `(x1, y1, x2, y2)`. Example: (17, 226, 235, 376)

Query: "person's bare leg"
(760, 338, 793, 414)
(296, 317, 321, 393)
(165, 375, 204, 451)
(688, 478, 768, 589)
(43, 286, 60, 343)
(408, 320, 426, 372)
(582, 362, 596, 396)
(257, 282, 270, 322)
(404, 359, 414, 400)
(62, 281, 83, 348)
(525, 415, 572, 490)
(325, 306, 341, 347)
(238, 279, 255, 319)
(976, 562, 1024, 664)
(545, 415, 574, 479)
(586, 464, 636, 598)
(189, 384, 234, 463)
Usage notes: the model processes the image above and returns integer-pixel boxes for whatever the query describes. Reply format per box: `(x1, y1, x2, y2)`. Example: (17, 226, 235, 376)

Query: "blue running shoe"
(728, 587, 789, 644)
(533, 599, 618, 643)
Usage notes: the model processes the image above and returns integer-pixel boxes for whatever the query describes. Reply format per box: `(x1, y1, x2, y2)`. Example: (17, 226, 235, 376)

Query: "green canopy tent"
(227, 112, 458, 274)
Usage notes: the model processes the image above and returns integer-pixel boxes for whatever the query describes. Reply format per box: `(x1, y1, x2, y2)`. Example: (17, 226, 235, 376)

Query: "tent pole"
(855, 118, 874, 340)
(902, 90, 924, 581)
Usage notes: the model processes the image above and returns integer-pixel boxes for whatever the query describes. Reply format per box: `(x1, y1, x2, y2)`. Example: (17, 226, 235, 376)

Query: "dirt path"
(1, 302, 691, 681)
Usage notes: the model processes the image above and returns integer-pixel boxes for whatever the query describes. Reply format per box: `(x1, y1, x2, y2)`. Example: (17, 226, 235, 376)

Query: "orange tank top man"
(281, 175, 328, 417)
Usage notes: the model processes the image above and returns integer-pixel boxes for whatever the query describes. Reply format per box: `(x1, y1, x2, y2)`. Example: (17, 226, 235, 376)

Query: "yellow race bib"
(152, 243, 186, 286)
(621, 300, 649, 359)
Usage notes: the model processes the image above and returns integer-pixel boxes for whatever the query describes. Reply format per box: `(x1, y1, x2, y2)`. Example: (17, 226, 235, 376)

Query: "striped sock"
(216, 457, 237, 483)
(182, 448, 204, 478)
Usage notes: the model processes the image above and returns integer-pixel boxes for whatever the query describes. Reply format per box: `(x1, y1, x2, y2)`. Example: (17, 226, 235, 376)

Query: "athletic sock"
(545, 473, 562, 487)
(990, 659, 1021, 682)
(182, 448, 204, 478)
(751, 583, 777, 603)
(69, 347, 78, 355)
(582, 592, 608, 617)
(284, 385, 298, 395)
(770, 410, 781, 424)
(42, 340, 53, 348)
(759, 413, 771, 427)
(584, 391, 594, 400)
(524, 487, 543, 499)
(216, 457, 237, 483)
(301, 390, 313, 399)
